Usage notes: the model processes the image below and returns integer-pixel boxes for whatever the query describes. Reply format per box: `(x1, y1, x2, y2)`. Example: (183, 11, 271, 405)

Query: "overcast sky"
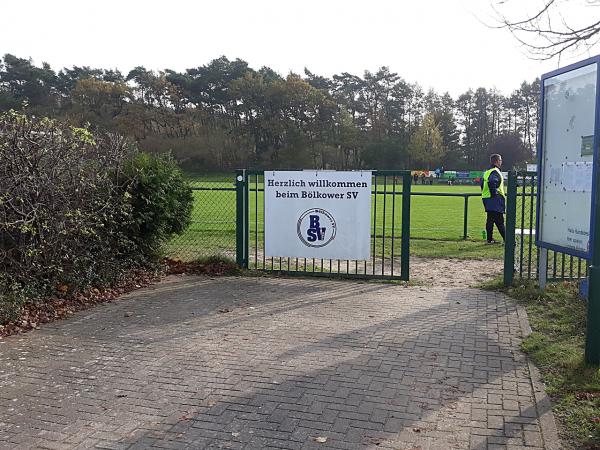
(1, 0, 597, 97)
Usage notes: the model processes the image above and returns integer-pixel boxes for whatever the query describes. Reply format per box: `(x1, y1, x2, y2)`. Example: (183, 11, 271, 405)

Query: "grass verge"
(482, 278, 600, 449)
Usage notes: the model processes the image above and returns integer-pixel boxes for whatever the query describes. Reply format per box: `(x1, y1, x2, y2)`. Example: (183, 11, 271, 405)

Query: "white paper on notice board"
(562, 161, 593, 192)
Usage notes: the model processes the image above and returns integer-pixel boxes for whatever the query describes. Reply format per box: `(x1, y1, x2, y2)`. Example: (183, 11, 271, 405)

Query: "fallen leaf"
(576, 391, 600, 401)
(0, 268, 160, 339)
(57, 284, 69, 294)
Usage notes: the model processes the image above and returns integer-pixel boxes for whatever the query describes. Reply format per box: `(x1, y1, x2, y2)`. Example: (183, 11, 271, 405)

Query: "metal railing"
(504, 171, 589, 285)
(410, 192, 480, 240)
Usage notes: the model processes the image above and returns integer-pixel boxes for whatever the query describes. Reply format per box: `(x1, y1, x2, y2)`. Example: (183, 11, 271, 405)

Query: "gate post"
(235, 169, 248, 269)
(463, 195, 469, 240)
(401, 173, 411, 281)
(504, 171, 518, 286)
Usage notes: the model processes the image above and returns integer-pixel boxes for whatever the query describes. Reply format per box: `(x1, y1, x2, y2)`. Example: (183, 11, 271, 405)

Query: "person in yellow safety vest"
(480, 154, 506, 244)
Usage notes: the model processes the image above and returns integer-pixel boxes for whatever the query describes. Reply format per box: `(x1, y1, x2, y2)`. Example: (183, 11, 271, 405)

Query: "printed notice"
(562, 161, 593, 192)
(566, 226, 590, 252)
(550, 167, 562, 185)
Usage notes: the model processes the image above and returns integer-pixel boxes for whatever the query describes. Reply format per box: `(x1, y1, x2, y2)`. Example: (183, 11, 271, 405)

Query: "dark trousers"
(486, 211, 506, 242)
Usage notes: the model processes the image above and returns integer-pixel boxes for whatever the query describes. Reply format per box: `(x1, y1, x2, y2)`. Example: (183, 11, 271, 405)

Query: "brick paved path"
(0, 276, 560, 450)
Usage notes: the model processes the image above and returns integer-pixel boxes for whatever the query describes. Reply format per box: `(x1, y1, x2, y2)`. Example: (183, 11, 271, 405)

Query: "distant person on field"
(481, 154, 506, 244)
(413, 173, 418, 184)
(420, 173, 425, 184)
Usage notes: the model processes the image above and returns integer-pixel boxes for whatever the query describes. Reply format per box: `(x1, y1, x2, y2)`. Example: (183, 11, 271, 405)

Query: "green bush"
(122, 153, 193, 257)
(0, 274, 29, 322)
(0, 112, 192, 321)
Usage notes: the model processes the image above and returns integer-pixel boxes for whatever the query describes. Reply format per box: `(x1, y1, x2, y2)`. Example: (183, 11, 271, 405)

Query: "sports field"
(167, 173, 529, 261)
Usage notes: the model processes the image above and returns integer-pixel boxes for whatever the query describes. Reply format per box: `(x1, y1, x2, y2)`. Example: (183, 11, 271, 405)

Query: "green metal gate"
(235, 170, 412, 281)
(504, 170, 589, 286)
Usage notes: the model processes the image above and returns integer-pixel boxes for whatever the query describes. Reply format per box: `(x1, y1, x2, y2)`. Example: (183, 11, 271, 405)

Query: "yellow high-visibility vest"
(481, 167, 505, 198)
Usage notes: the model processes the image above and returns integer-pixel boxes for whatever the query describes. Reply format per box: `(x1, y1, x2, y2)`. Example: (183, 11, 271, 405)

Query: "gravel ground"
(411, 257, 503, 287)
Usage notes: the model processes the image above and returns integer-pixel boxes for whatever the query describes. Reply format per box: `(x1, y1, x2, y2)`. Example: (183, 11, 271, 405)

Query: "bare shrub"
(0, 112, 135, 317)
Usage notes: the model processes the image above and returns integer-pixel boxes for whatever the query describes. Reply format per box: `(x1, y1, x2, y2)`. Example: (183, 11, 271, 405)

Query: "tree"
(424, 92, 460, 167)
(0, 54, 58, 113)
(409, 113, 444, 169)
(333, 108, 363, 169)
(361, 138, 407, 169)
(70, 78, 130, 128)
(332, 72, 365, 123)
(488, 133, 531, 170)
(493, 0, 600, 59)
(361, 67, 400, 140)
(0, 52, 544, 171)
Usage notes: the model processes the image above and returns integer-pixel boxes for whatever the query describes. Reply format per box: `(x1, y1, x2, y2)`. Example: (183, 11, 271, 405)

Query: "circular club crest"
(296, 208, 337, 248)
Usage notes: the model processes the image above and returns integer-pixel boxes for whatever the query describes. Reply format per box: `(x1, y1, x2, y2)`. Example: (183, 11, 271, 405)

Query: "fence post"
(538, 247, 548, 290)
(463, 196, 469, 240)
(235, 169, 247, 268)
(504, 171, 517, 286)
(401, 173, 411, 281)
(244, 171, 250, 269)
(585, 162, 600, 363)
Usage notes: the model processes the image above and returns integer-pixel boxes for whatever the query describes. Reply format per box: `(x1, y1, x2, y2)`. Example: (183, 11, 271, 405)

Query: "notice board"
(538, 60, 599, 258)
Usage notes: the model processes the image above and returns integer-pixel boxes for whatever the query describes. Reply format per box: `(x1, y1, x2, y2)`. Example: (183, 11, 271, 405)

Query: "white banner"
(264, 171, 372, 260)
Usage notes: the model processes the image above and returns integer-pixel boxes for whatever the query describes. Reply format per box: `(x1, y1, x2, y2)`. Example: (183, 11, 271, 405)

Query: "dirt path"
(411, 256, 503, 287)
(247, 249, 503, 287)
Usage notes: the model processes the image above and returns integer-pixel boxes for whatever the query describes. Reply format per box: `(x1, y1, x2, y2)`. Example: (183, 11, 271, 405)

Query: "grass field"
(167, 173, 520, 261)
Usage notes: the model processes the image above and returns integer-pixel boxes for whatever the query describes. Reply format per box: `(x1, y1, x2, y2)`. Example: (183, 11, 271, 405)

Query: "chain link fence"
(166, 174, 237, 261)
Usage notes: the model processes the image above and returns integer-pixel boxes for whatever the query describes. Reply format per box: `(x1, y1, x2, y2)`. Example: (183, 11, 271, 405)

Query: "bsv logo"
(297, 208, 337, 248)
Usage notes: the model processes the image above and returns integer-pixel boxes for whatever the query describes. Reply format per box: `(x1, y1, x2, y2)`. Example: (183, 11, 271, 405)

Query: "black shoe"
(486, 239, 501, 245)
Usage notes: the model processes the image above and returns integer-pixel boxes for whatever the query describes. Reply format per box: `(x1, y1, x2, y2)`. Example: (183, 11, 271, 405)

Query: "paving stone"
(0, 276, 560, 449)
